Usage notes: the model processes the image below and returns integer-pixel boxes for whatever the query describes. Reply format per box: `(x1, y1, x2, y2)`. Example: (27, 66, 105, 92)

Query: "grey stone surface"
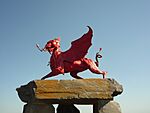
(98, 101, 121, 113)
(16, 78, 123, 104)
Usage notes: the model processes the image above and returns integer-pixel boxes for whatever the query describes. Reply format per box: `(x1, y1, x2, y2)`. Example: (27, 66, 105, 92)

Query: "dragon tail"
(95, 48, 102, 67)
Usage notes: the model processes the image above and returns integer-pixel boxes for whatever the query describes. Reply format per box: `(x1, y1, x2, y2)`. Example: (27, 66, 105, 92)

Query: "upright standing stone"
(93, 100, 110, 113)
(96, 101, 121, 113)
(23, 103, 55, 113)
(57, 104, 80, 113)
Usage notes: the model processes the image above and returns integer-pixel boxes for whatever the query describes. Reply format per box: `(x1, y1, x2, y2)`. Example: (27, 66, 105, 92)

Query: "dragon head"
(45, 38, 60, 53)
(36, 38, 61, 53)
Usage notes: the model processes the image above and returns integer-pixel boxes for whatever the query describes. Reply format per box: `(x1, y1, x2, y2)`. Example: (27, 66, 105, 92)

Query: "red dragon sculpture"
(36, 26, 107, 80)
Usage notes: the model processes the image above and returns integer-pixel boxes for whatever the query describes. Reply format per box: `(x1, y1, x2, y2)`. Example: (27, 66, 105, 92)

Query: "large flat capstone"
(16, 78, 123, 104)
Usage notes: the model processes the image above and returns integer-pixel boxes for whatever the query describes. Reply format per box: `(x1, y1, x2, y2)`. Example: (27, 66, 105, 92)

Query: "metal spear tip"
(36, 43, 43, 52)
(36, 43, 39, 48)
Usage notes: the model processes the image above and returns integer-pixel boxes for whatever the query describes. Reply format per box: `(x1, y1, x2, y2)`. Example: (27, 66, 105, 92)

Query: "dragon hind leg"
(88, 60, 107, 78)
(70, 71, 83, 79)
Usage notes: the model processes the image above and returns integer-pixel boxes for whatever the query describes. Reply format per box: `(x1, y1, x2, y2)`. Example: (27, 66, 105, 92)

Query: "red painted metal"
(37, 26, 107, 80)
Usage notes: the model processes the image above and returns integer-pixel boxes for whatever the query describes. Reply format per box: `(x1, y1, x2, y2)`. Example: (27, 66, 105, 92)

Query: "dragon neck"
(52, 47, 61, 54)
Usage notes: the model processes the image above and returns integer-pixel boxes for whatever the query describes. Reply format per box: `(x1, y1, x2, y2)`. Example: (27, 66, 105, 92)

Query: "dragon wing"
(63, 26, 93, 62)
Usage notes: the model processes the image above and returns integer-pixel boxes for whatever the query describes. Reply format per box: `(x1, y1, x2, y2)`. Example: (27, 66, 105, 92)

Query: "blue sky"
(0, 0, 150, 113)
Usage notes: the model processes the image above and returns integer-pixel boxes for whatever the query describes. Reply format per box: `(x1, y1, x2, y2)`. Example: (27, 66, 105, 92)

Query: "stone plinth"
(16, 78, 123, 113)
(16, 78, 122, 104)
